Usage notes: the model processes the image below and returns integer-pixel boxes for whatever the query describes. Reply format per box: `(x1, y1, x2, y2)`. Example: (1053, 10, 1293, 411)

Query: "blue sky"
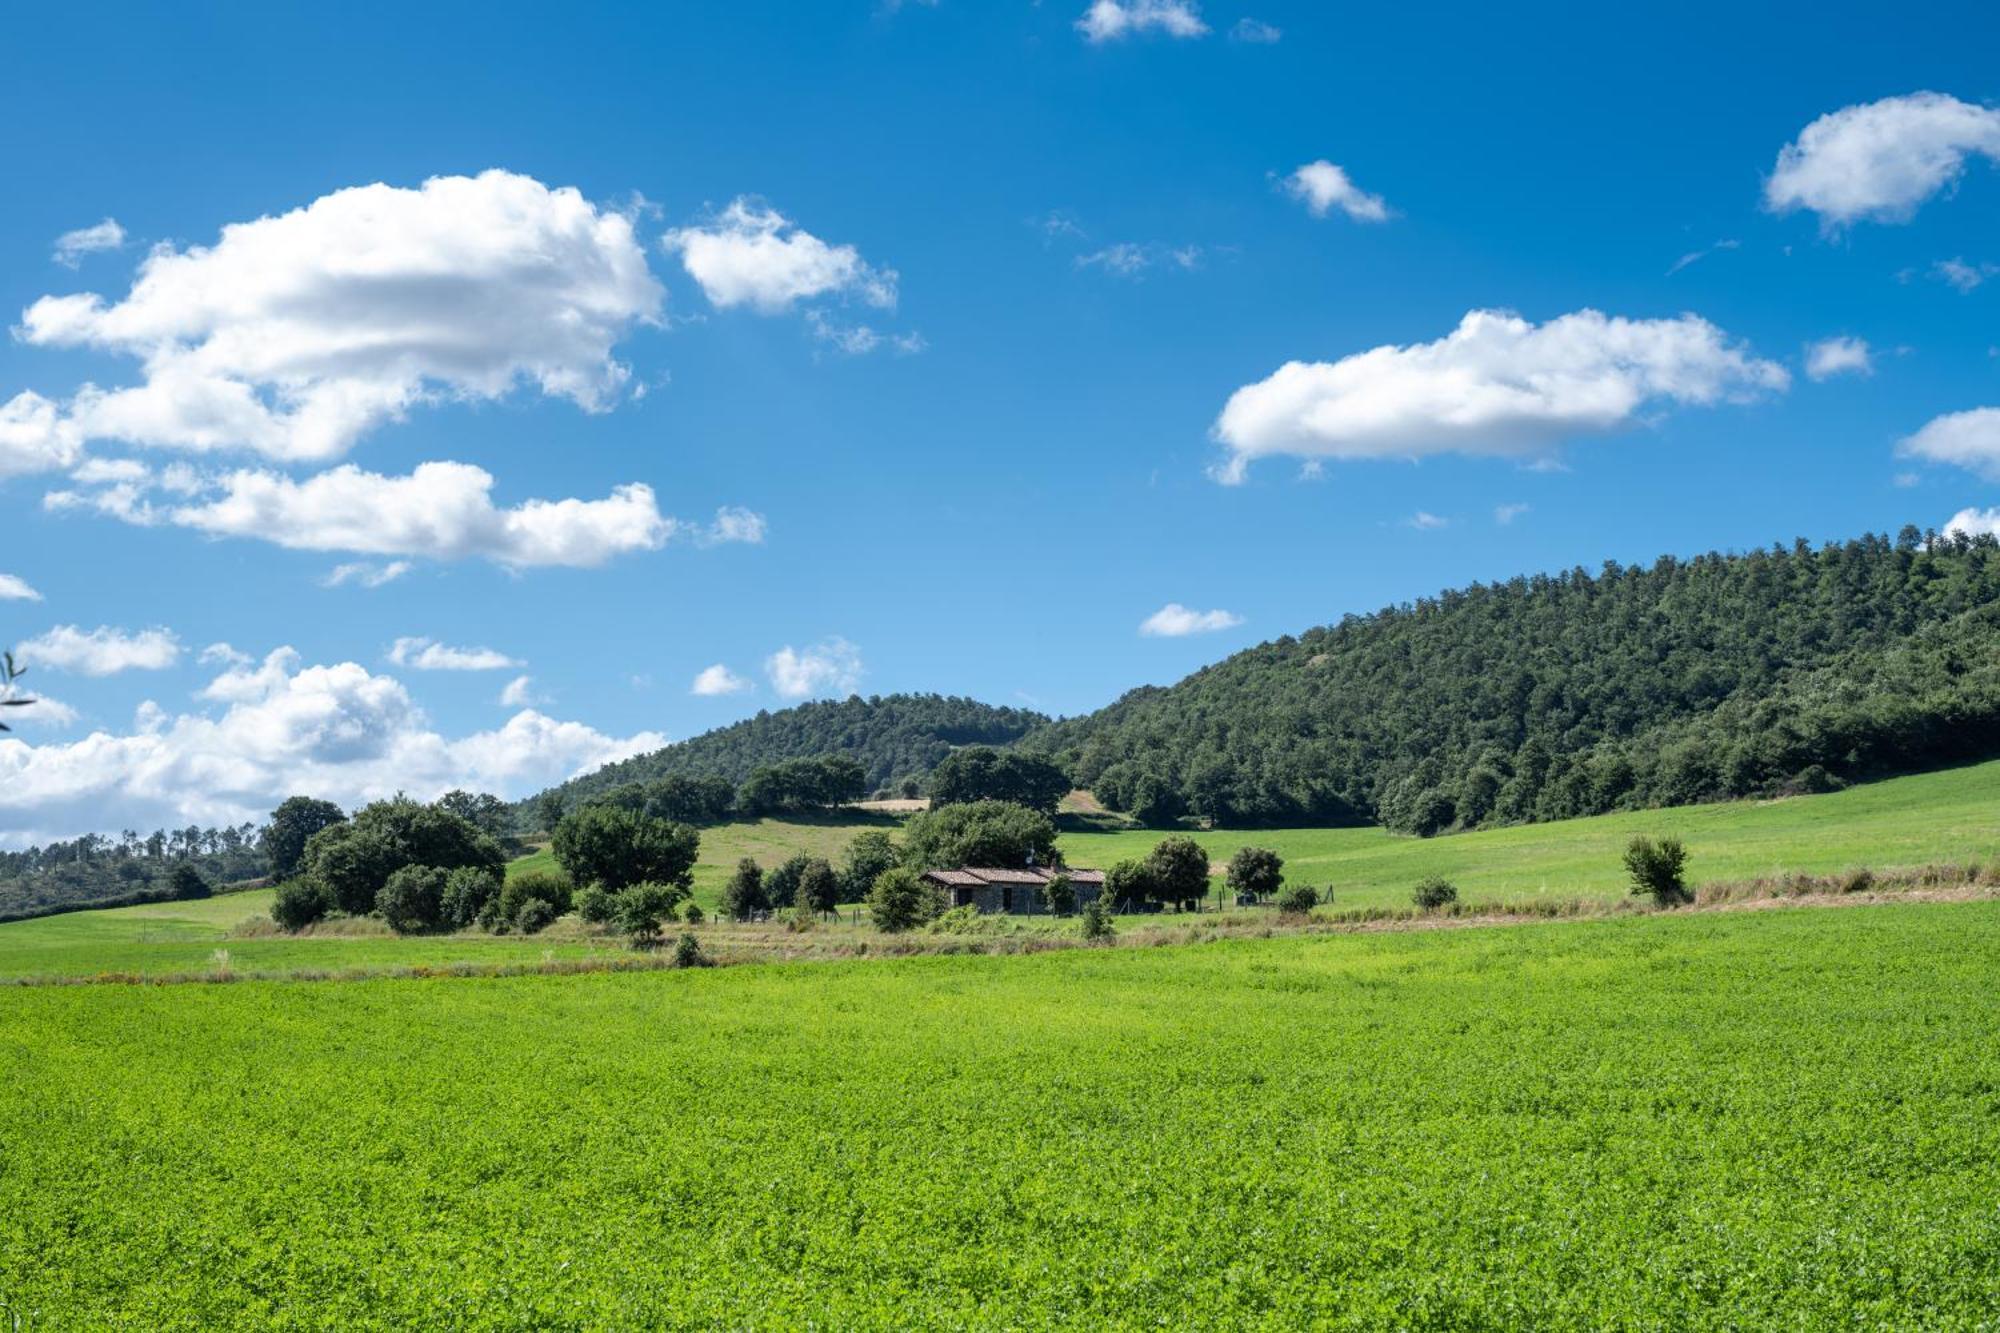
(2, 0, 1998, 840)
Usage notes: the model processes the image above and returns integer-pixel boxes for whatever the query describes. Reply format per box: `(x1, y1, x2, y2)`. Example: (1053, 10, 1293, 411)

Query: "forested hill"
(1029, 529, 2000, 834)
(536, 694, 1049, 806)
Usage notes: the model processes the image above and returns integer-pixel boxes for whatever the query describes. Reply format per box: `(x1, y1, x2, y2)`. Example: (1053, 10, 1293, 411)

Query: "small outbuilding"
(921, 866, 1106, 915)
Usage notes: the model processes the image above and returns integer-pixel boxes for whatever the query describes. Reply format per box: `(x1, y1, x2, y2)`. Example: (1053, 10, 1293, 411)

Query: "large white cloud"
(0, 391, 82, 478)
(1076, 0, 1208, 42)
(1897, 407, 2000, 480)
(19, 624, 181, 676)
(765, 638, 863, 699)
(42, 459, 757, 569)
(1211, 308, 1788, 483)
(1283, 161, 1390, 222)
(1946, 507, 2000, 541)
(14, 170, 663, 465)
(1765, 92, 2000, 227)
(665, 199, 896, 314)
(0, 647, 664, 844)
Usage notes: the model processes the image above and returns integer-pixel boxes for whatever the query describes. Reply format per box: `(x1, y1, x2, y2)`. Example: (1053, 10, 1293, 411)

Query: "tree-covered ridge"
(1033, 529, 2000, 833)
(537, 694, 1050, 806)
(0, 824, 268, 921)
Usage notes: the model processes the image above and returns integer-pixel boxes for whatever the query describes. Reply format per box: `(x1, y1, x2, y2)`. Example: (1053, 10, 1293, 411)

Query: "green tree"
(263, 796, 346, 881)
(928, 747, 1071, 813)
(1624, 836, 1692, 906)
(612, 881, 687, 948)
(900, 800, 1057, 870)
(440, 866, 501, 929)
(868, 866, 940, 933)
(1226, 846, 1283, 900)
(839, 829, 900, 902)
(720, 857, 768, 921)
(1412, 876, 1458, 910)
(1079, 893, 1115, 940)
(1042, 871, 1076, 916)
(1145, 836, 1210, 911)
(1102, 858, 1155, 912)
(797, 857, 839, 917)
(551, 805, 699, 892)
(376, 865, 450, 935)
(167, 863, 213, 901)
(489, 870, 574, 932)
(1275, 882, 1319, 914)
(433, 790, 511, 839)
(300, 798, 504, 917)
(764, 852, 813, 908)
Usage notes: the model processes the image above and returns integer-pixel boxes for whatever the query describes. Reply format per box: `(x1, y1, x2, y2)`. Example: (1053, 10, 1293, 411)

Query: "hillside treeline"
(1032, 529, 2000, 833)
(0, 823, 268, 920)
(531, 694, 1048, 809)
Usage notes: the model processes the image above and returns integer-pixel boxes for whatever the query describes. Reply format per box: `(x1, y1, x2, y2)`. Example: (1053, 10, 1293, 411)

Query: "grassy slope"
(3, 760, 1995, 982)
(3, 903, 1997, 1326)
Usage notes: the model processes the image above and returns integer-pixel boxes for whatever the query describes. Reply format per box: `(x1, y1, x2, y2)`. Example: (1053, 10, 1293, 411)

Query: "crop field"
(2, 902, 1997, 1327)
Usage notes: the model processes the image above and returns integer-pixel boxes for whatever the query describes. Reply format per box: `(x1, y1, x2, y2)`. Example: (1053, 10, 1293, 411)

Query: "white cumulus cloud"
(691, 663, 753, 696)
(0, 647, 664, 844)
(1946, 507, 2000, 540)
(1765, 92, 2000, 228)
(387, 637, 521, 671)
(1896, 407, 2000, 480)
(765, 638, 863, 699)
(1140, 603, 1243, 636)
(52, 218, 126, 268)
(665, 199, 896, 314)
(0, 574, 42, 601)
(1283, 160, 1391, 222)
(48, 460, 680, 569)
(1805, 336, 1874, 381)
(18, 624, 181, 676)
(0, 391, 83, 479)
(14, 170, 662, 465)
(1210, 308, 1788, 483)
(499, 675, 543, 707)
(1077, 0, 1208, 42)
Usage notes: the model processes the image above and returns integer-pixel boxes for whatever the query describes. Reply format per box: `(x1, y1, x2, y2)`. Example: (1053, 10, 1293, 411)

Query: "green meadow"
(3, 903, 1997, 1327)
(2, 759, 1996, 984)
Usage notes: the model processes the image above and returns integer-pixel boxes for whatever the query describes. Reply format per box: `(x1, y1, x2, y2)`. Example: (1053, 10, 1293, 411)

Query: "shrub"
(575, 883, 618, 925)
(514, 897, 559, 935)
(1227, 847, 1284, 899)
(1412, 876, 1459, 911)
(868, 866, 939, 933)
(682, 901, 705, 925)
(440, 866, 501, 929)
(271, 878, 331, 932)
(720, 858, 768, 921)
(1079, 894, 1115, 940)
(673, 931, 708, 968)
(491, 869, 574, 931)
(376, 865, 450, 934)
(928, 904, 984, 934)
(1103, 858, 1156, 912)
(1623, 836, 1691, 906)
(1042, 871, 1076, 916)
(1275, 882, 1319, 914)
(612, 881, 686, 948)
(1841, 867, 1875, 895)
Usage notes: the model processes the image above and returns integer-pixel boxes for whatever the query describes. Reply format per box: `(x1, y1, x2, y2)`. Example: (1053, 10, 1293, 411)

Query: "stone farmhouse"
(921, 866, 1106, 915)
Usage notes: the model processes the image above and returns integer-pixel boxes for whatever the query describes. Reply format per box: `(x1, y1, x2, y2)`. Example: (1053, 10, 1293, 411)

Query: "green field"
(3, 760, 1997, 985)
(3, 902, 1997, 1327)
